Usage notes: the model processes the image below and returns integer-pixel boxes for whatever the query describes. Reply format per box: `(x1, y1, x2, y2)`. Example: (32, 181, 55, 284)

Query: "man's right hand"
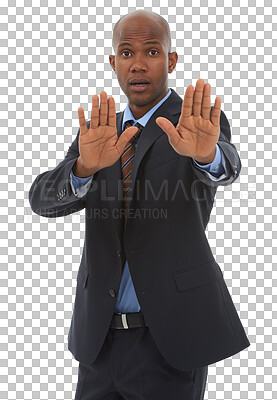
(74, 91, 139, 177)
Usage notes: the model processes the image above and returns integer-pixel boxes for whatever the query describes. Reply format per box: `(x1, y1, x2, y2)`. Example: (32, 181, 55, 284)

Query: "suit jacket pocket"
(173, 260, 223, 292)
(76, 265, 89, 288)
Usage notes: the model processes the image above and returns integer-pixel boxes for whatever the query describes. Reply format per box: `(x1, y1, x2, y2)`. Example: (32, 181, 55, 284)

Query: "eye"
(122, 51, 131, 57)
(149, 50, 158, 55)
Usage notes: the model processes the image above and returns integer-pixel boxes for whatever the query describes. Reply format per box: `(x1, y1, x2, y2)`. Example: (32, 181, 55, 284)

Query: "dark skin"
(75, 12, 222, 178)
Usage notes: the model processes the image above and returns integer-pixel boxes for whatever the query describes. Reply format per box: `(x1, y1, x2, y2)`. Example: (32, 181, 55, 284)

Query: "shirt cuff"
(70, 169, 94, 198)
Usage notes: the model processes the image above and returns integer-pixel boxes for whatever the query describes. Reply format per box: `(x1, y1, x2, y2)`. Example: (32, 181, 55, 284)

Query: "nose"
(130, 55, 147, 72)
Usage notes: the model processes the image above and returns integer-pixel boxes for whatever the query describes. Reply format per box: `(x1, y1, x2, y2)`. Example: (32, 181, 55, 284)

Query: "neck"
(128, 88, 168, 120)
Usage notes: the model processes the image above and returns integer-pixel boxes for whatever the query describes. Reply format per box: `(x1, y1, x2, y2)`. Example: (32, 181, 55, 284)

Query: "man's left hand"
(155, 79, 221, 164)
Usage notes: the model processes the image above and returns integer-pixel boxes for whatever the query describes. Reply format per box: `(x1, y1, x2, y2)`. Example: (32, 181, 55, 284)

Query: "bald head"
(112, 10, 171, 54)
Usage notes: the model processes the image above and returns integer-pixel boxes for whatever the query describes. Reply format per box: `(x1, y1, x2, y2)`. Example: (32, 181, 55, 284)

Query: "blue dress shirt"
(70, 88, 227, 313)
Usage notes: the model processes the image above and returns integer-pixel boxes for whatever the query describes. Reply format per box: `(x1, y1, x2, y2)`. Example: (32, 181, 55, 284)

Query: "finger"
(201, 83, 211, 120)
(78, 107, 89, 136)
(116, 126, 140, 155)
(210, 97, 221, 127)
(90, 95, 99, 129)
(155, 117, 181, 148)
(193, 79, 204, 117)
(99, 91, 108, 126)
(108, 97, 116, 127)
(180, 85, 194, 119)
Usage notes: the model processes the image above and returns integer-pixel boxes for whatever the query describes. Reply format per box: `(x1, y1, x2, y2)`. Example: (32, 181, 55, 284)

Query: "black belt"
(109, 311, 147, 329)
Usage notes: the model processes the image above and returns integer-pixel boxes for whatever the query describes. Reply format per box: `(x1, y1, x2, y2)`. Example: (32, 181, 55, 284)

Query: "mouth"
(129, 80, 150, 92)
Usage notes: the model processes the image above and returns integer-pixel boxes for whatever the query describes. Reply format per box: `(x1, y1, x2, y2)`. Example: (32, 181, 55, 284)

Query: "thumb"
(116, 126, 140, 155)
(155, 117, 181, 147)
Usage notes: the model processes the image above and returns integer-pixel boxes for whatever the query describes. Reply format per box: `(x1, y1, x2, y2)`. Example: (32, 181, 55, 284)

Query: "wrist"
(73, 157, 98, 178)
(193, 146, 217, 165)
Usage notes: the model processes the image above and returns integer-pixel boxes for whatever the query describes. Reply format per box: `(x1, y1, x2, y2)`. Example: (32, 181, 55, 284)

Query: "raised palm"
(156, 79, 221, 164)
(78, 91, 139, 171)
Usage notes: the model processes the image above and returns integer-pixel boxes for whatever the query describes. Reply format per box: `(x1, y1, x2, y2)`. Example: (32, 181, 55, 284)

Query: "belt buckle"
(119, 313, 129, 329)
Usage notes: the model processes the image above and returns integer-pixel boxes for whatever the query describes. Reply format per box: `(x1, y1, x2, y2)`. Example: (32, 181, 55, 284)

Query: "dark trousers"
(74, 326, 208, 400)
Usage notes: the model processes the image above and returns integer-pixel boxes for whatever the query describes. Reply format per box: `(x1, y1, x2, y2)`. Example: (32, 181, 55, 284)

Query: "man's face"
(109, 16, 177, 119)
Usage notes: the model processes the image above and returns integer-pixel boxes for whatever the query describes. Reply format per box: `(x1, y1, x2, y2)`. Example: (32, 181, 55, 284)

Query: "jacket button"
(109, 289, 116, 298)
(117, 249, 121, 257)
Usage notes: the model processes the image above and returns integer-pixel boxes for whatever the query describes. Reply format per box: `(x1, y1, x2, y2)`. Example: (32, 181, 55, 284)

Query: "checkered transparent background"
(1, 0, 276, 399)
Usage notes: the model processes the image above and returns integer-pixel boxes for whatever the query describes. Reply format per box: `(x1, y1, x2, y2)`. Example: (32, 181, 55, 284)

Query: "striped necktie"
(121, 121, 144, 211)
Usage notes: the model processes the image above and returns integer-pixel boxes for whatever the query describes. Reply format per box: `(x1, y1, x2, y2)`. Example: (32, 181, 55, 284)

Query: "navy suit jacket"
(29, 88, 250, 371)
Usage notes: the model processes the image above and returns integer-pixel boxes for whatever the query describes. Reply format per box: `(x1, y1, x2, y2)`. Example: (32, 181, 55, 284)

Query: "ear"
(109, 55, 116, 73)
(168, 52, 178, 73)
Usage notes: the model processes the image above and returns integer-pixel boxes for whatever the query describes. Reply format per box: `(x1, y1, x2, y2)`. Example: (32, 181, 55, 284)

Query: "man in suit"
(29, 9, 250, 400)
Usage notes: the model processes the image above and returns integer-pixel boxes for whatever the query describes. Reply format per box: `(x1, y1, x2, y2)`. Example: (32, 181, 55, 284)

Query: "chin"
(129, 96, 152, 107)
(128, 90, 153, 101)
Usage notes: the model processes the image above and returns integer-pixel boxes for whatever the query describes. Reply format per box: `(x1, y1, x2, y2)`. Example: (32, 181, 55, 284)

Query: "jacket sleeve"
(29, 120, 95, 218)
(190, 109, 241, 187)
